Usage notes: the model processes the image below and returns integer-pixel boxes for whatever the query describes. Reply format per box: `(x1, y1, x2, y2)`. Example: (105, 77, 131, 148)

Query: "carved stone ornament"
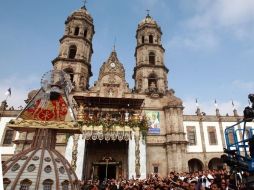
(44, 157, 51, 162)
(32, 156, 39, 161)
(59, 166, 65, 174)
(44, 165, 52, 173)
(27, 164, 36, 172)
(167, 95, 182, 107)
(55, 158, 61, 163)
(21, 156, 28, 160)
(11, 163, 20, 171)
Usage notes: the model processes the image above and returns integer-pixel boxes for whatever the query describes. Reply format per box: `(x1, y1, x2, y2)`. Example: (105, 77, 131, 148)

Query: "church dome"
(3, 129, 80, 190)
(67, 6, 93, 23)
(138, 14, 158, 28)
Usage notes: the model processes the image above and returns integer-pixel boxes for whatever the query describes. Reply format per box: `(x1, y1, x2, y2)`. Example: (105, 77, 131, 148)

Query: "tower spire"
(113, 37, 116, 52)
(82, 0, 87, 9)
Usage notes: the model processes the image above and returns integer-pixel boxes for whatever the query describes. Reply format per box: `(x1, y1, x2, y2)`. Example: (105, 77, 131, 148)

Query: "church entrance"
(97, 163, 117, 181)
(83, 139, 128, 180)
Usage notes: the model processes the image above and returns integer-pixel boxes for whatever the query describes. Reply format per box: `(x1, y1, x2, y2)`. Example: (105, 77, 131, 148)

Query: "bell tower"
(52, 5, 95, 91)
(133, 13, 168, 95)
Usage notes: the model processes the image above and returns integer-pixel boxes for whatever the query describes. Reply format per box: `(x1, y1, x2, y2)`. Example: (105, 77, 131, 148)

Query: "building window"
(154, 166, 159, 173)
(64, 68, 74, 84)
(149, 52, 155, 65)
(43, 179, 53, 190)
(74, 27, 79, 36)
(228, 131, 235, 145)
(20, 179, 32, 190)
(84, 29, 87, 38)
(68, 45, 77, 59)
(141, 36, 145, 43)
(3, 129, 14, 145)
(187, 126, 196, 145)
(62, 180, 69, 190)
(208, 126, 217, 145)
(3, 178, 11, 190)
(149, 35, 153, 43)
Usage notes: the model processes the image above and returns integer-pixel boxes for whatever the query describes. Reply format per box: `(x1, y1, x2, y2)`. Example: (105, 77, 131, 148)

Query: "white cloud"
(170, 0, 254, 50)
(0, 75, 40, 109)
(137, 0, 165, 8)
(183, 99, 243, 116)
(232, 80, 254, 90)
(169, 31, 218, 51)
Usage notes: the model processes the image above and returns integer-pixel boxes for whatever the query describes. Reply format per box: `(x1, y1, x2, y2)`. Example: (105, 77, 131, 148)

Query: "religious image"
(145, 111, 160, 134)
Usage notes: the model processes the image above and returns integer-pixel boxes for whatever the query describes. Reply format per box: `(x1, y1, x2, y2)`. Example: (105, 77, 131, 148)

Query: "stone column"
(165, 106, 188, 172)
(198, 115, 207, 169)
(75, 136, 86, 180)
(71, 134, 79, 171)
(139, 134, 147, 179)
(65, 135, 73, 164)
(134, 127, 141, 178)
(128, 132, 135, 179)
(217, 112, 226, 148)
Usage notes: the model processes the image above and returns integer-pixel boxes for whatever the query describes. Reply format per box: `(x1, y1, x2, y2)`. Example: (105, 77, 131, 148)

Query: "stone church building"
(1, 5, 253, 181)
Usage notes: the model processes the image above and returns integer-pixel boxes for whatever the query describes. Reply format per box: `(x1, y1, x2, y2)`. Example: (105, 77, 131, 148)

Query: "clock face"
(110, 62, 116, 68)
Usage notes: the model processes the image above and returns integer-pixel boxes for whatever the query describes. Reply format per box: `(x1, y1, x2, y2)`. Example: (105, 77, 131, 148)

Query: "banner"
(145, 111, 160, 134)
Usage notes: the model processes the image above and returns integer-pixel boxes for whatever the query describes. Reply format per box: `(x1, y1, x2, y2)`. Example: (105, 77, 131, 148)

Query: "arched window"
(84, 29, 87, 38)
(149, 52, 155, 65)
(68, 45, 77, 59)
(149, 35, 153, 43)
(20, 179, 32, 190)
(43, 179, 53, 190)
(74, 27, 79, 36)
(62, 180, 69, 190)
(3, 178, 11, 190)
(141, 36, 145, 44)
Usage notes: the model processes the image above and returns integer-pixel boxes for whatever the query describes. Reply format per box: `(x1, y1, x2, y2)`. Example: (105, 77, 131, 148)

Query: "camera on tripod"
(244, 94, 254, 121)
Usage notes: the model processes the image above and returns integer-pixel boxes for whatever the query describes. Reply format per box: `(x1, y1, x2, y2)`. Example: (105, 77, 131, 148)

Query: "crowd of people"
(79, 169, 253, 190)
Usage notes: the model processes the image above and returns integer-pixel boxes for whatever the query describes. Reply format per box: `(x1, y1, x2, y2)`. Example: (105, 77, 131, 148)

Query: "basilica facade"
(1, 5, 253, 181)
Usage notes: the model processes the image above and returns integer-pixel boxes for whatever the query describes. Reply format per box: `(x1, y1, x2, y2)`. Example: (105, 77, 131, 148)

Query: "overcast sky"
(0, 0, 253, 115)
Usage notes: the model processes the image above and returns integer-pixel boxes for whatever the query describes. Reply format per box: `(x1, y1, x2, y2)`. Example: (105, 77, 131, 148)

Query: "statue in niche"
(149, 81, 156, 91)
(108, 88, 114, 97)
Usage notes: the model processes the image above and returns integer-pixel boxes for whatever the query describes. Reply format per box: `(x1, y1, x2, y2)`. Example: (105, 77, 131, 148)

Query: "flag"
(232, 100, 235, 109)
(195, 98, 199, 108)
(4, 88, 11, 97)
(214, 99, 218, 108)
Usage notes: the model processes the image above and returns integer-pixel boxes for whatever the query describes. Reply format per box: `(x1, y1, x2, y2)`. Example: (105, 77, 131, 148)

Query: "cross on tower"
(146, 9, 150, 16)
(82, 0, 87, 9)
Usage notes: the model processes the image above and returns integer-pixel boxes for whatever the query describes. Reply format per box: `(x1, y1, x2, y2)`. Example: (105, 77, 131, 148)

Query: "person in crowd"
(79, 168, 254, 190)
